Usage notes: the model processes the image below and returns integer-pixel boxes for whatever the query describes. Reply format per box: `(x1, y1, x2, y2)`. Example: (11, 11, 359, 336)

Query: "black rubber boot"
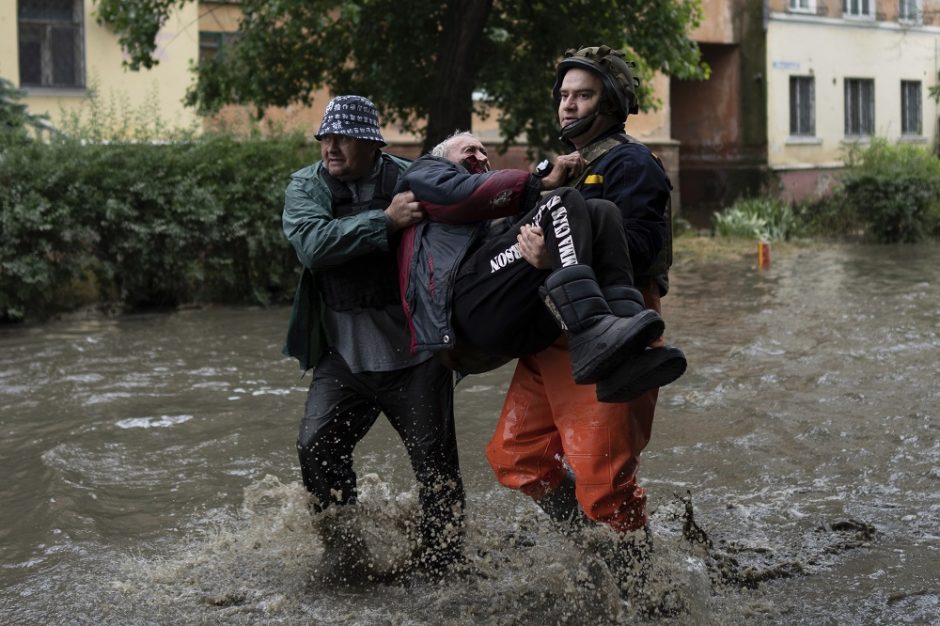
(596, 526, 655, 598)
(534, 471, 590, 535)
(316, 514, 381, 584)
(543, 265, 664, 384)
(601, 285, 647, 318)
(410, 516, 466, 579)
(596, 346, 688, 403)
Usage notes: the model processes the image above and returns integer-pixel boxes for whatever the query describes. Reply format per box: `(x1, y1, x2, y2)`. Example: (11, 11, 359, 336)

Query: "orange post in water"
(757, 240, 771, 269)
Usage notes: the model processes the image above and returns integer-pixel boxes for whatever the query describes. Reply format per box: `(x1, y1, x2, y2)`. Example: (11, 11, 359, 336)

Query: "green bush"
(0, 134, 318, 321)
(840, 138, 940, 243)
(792, 193, 860, 240)
(712, 196, 803, 241)
(0, 77, 49, 147)
(713, 140, 940, 243)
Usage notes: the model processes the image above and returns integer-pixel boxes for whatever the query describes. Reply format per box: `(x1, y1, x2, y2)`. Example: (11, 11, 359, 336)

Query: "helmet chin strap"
(558, 111, 599, 143)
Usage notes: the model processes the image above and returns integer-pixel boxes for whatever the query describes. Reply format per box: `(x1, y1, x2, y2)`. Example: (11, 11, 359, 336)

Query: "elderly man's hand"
(517, 224, 551, 269)
(540, 153, 585, 190)
(385, 191, 425, 232)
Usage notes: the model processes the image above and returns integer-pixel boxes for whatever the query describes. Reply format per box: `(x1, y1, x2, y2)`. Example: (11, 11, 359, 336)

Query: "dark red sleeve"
(420, 170, 538, 224)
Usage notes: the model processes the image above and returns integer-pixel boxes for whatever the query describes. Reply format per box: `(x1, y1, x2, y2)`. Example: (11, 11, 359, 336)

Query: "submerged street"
(1, 242, 938, 624)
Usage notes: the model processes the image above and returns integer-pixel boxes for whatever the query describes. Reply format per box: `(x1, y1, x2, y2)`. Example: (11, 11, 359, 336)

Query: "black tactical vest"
(317, 155, 403, 311)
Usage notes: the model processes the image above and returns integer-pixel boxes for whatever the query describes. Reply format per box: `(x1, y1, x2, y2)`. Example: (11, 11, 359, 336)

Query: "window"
(790, 0, 816, 11)
(843, 0, 874, 17)
(199, 31, 240, 63)
(18, 0, 84, 89)
(790, 76, 815, 136)
(844, 78, 875, 136)
(898, 0, 921, 22)
(901, 81, 922, 135)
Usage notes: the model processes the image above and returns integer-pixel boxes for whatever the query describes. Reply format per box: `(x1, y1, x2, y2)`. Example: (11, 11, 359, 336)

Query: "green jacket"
(281, 153, 412, 370)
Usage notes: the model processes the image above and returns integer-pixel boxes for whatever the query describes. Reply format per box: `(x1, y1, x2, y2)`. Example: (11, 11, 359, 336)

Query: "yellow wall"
(198, 1, 241, 32)
(767, 14, 939, 168)
(0, 6, 20, 80)
(0, 1, 201, 133)
(3, 0, 675, 146)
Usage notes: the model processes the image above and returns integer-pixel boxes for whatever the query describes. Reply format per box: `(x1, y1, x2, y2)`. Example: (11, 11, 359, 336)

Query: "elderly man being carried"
(395, 131, 686, 402)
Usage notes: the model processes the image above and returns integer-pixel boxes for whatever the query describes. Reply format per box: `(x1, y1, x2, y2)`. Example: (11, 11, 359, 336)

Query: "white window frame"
(789, 76, 816, 137)
(843, 0, 875, 19)
(789, 0, 816, 13)
(900, 80, 922, 136)
(844, 78, 875, 137)
(898, 0, 922, 23)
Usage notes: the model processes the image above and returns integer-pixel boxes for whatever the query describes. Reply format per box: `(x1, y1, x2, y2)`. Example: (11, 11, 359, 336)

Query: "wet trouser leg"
(298, 352, 379, 509)
(452, 188, 633, 357)
(526, 189, 635, 287)
(582, 198, 635, 287)
(383, 357, 465, 559)
(524, 188, 632, 285)
(485, 284, 662, 533)
(527, 187, 599, 269)
(298, 352, 465, 554)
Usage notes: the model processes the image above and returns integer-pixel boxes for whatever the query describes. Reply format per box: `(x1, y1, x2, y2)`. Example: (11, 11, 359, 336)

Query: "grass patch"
(672, 235, 820, 265)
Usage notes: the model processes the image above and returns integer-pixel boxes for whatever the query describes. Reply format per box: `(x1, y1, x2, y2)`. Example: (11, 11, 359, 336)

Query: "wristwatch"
(533, 158, 554, 179)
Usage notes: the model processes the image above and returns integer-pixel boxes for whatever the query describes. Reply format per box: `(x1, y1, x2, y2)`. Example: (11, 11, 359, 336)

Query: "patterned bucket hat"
(315, 95, 386, 146)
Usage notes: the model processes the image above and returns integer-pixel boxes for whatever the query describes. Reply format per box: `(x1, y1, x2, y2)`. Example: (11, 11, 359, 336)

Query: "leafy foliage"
(93, 0, 188, 71)
(93, 0, 708, 152)
(0, 78, 49, 147)
(0, 135, 316, 322)
(713, 140, 940, 244)
(791, 194, 859, 240)
(55, 79, 200, 142)
(712, 196, 803, 241)
(839, 139, 940, 243)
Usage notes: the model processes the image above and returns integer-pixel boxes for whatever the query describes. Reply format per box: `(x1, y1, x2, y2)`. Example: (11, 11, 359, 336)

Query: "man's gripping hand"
(385, 191, 425, 232)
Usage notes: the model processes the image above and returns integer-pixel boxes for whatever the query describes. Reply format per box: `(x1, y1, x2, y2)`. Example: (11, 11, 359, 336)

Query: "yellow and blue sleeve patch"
(583, 174, 604, 185)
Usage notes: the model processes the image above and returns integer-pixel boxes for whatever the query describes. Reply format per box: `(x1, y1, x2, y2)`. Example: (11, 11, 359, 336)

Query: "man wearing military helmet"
(554, 45, 640, 143)
(486, 45, 684, 586)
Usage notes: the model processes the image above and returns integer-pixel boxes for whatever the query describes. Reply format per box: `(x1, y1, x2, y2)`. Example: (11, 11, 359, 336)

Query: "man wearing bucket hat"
(282, 95, 465, 580)
(485, 45, 681, 590)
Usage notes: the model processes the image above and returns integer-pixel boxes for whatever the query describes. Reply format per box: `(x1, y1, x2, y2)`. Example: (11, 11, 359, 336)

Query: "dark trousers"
(452, 187, 634, 357)
(297, 352, 464, 552)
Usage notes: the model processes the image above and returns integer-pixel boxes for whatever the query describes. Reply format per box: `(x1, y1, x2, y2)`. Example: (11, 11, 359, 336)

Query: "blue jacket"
(575, 127, 673, 294)
(395, 155, 541, 359)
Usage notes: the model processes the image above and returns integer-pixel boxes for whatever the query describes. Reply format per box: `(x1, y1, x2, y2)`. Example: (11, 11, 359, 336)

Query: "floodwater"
(1, 243, 938, 625)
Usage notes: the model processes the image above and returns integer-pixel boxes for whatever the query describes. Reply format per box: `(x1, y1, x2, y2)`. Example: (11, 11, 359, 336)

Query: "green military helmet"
(552, 45, 640, 121)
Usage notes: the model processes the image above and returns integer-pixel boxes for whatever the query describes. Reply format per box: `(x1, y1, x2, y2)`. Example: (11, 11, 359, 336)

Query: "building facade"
(0, 0, 201, 134)
(4, 1, 934, 220)
(671, 0, 940, 224)
(671, 0, 769, 225)
(766, 0, 940, 201)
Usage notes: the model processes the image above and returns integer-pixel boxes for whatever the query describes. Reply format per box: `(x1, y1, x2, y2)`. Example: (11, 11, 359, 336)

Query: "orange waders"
(486, 285, 661, 533)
